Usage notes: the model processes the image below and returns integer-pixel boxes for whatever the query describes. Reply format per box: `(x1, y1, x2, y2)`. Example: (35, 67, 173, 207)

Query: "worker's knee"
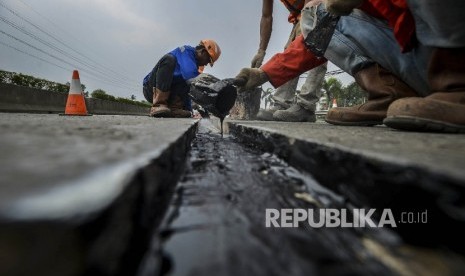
(155, 54, 177, 91)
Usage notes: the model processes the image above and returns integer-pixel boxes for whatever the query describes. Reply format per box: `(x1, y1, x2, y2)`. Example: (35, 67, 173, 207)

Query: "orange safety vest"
(280, 0, 305, 24)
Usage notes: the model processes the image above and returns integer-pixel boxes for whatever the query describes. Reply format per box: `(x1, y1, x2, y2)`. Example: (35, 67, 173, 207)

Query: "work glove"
(251, 49, 266, 68)
(324, 0, 363, 16)
(234, 68, 269, 91)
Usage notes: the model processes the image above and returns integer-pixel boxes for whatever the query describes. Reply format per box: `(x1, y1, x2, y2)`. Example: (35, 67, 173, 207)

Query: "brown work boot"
(169, 96, 192, 118)
(384, 48, 465, 133)
(325, 64, 418, 126)
(150, 88, 171, 117)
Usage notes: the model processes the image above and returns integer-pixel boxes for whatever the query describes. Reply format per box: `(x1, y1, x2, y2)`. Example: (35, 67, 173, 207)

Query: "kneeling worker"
(143, 39, 221, 117)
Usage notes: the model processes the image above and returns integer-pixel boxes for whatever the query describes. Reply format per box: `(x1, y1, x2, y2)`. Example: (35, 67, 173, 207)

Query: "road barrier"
(0, 83, 149, 115)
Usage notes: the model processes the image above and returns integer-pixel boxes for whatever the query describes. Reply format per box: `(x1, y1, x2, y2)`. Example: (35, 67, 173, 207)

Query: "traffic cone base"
(63, 94, 91, 116)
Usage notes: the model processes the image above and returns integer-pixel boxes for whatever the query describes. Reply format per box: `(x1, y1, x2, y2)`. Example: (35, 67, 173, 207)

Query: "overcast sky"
(0, 0, 353, 100)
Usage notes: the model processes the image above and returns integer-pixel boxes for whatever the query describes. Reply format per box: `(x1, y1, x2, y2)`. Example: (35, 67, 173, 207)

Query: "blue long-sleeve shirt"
(143, 45, 199, 111)
(143, 45, 199, 85)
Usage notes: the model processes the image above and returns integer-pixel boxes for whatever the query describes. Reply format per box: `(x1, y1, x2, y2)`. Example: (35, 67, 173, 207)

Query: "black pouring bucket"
(188, 73, 237, 119)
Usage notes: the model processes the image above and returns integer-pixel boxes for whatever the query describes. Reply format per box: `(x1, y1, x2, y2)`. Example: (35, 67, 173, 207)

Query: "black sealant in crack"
(137, 119, 402, 276)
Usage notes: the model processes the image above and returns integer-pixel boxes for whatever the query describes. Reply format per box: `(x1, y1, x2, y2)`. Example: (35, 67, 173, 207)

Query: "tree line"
(90, 89, 149, 107)
(0, 70, 74, 93)
(322, 77, 366, 109)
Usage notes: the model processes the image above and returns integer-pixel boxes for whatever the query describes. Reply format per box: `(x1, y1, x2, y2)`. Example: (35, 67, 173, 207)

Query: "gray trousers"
(272, 21, 327, 111)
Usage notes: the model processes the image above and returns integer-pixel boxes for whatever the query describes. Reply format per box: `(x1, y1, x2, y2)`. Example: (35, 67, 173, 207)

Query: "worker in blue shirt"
(143, 39, 221, 117)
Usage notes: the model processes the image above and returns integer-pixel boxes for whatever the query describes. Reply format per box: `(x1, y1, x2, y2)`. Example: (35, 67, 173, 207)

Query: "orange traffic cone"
(331, 98, 338, 108)
(62, 70, 90, 116)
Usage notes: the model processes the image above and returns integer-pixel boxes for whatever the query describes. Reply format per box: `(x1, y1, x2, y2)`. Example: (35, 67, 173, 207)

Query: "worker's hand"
(251, 49, 266, 68)
(234, 68, 269, 91)
(324, 0, 363, 16)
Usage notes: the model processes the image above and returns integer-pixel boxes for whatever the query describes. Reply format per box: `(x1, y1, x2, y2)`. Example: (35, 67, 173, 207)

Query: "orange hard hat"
(200, 39, 221, 66)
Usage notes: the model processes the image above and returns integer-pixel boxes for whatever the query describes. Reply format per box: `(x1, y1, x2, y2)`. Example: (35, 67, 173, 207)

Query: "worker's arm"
(251, 0, 273, 68)
(235, 35, 327, 90)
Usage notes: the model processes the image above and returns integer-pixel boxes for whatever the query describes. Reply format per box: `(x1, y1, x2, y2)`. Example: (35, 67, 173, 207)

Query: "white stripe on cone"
(69, 70, 82, 95)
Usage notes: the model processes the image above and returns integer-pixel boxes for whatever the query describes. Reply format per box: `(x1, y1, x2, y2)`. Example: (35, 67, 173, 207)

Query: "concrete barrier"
(0, 83, 150, 115)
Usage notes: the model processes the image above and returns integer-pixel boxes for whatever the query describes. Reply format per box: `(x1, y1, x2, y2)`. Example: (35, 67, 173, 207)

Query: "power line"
(0, 15, 139, 89)
(0, 15, 139, 90)
(0, 29, 138, 91)
(0, 0, 140, 84)
(0, 39, 139, 93)
(15, 0, 139, 81)
(0, 40, 69, 71)
(0, 0, 143, 95)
